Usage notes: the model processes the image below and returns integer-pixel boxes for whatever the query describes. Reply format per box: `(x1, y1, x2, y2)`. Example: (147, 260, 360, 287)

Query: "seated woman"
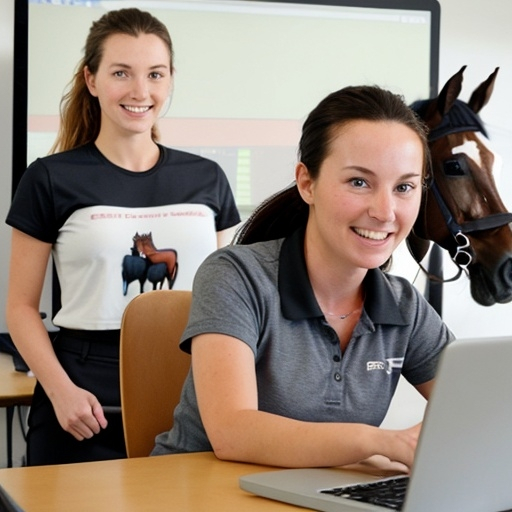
(152, 85, 454, 470)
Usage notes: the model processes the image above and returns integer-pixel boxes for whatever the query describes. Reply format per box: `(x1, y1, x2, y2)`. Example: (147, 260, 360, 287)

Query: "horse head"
(133, 232, 155, 255)
(408, 66, 512, 306)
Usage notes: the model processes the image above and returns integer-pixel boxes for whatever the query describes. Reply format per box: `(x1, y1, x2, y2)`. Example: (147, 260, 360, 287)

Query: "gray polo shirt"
(152, 229, 453, 455)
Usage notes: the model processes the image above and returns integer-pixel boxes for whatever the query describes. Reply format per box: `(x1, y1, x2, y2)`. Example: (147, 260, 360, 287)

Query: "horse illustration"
(146, 262, 171, 290)
(122, 233, 178, 295)
(407, 66, 512, 306)
(133, 232, 179, 290)
(122, 246, 150, 295)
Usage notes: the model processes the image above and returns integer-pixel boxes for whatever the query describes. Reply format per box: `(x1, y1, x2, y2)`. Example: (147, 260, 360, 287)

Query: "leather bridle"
(427, 179, 512, 282)
(416, 123, 512, 282)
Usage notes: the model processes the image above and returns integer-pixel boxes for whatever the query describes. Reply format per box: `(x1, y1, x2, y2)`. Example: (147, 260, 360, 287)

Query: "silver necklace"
(320, 293, 365, 320)
(322, 306, 362, 320)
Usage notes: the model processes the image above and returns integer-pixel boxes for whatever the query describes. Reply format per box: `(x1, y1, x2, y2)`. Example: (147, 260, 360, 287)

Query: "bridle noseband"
(411, 99, 512, 282)
(429, 180, 512, 272)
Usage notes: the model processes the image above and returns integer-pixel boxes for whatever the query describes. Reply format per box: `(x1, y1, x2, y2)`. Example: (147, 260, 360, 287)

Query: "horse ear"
(436, 65, 466, 116)
(467, 67, 499, 114)
(406, 231, 431, 264)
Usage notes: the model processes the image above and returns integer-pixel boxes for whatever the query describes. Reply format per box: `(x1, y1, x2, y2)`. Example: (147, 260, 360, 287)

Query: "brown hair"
(51, 8, 174, 153)
(235, 85, 430, 249)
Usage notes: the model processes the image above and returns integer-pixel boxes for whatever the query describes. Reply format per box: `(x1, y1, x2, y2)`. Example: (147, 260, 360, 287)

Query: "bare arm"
(6, 228, 107, 440)
(216, 224, 241, 248)
(414, 379, 435, 400)
(192, 333, 420, 469)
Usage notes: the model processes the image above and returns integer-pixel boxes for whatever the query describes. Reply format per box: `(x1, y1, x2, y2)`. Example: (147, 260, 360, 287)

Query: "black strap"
(460, 212, 512, 233)
(431, 181, 512, 235)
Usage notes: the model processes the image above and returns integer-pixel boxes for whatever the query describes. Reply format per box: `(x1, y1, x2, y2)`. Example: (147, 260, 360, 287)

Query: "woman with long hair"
(6, 7, 240, 465)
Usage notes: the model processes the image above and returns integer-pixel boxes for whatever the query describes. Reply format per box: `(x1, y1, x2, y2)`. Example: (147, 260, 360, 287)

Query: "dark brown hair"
(235, 85, 430, 248)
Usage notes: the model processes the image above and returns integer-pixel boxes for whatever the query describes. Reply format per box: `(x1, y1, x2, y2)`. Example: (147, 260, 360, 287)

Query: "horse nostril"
(499, 258, 512, 286)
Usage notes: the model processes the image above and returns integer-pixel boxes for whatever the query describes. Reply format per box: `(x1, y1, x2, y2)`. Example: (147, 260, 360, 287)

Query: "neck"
(316, 286, 365, 319)
(302, 226, 367, 317)
(94, 134, 160, 172)
(304, 228, 366, 296)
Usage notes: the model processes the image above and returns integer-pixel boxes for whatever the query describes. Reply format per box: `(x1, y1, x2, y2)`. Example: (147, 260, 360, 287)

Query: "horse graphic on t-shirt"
(122, 232, 178, 295)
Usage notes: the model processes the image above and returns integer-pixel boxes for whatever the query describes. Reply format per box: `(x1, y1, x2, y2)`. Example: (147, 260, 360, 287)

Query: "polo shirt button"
(333, 355, 341, 362)
(334, 372, 342, 382)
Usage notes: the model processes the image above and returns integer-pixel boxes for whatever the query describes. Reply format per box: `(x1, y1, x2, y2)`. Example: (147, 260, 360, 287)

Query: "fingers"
(68, 411, 104, 441)
(380, 424, 422, 470)
(61, 399, 109, 441)
(93, 402, 109, 429)
(398, 424, 422, 468)
(360, 454, 409, 473)
(405, 423, 422, 446)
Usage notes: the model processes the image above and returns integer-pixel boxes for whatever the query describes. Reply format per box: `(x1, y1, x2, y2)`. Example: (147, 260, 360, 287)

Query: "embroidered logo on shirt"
(366, 357, 404, 374)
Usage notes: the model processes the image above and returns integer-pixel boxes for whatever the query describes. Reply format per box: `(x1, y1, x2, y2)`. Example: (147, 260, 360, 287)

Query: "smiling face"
(84, 32, 172, 140)
(297, 119, 424, 272)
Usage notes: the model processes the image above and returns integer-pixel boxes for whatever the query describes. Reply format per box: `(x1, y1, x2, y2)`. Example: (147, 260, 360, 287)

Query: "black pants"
(26, 329, 127, 466)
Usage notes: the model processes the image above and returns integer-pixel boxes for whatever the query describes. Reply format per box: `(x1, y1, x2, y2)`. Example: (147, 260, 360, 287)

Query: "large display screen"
(23, 0, 440, 215)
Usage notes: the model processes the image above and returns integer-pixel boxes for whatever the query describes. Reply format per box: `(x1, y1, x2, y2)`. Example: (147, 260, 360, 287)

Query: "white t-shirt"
(6, 143, 240, 330)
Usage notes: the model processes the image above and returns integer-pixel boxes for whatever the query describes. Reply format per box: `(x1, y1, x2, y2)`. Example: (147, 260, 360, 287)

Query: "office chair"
(119, 289, 192, 458)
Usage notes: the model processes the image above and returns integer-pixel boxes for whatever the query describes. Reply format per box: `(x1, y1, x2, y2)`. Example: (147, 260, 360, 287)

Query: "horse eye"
(443, 159, 466, 176)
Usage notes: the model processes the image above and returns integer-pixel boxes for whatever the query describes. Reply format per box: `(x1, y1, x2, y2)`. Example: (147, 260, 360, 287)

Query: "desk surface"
(0, 353, 35, 408)
(0, 452, 308, 511)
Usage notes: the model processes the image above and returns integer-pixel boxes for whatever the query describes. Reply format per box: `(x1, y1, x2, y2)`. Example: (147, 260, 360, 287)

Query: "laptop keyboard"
(320, 475, 410, 511)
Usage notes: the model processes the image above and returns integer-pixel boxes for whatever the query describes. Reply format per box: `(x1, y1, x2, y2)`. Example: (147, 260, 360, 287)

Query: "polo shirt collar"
(278, 228, 408, 326)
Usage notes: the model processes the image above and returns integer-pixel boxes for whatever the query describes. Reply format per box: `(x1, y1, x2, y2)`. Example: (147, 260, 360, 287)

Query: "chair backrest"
(120, 289, 192, 458)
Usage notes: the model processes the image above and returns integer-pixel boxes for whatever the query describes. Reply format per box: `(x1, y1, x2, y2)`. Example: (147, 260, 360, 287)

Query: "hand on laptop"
(380, 422, 422, 471)
(354, 454, 410, 476)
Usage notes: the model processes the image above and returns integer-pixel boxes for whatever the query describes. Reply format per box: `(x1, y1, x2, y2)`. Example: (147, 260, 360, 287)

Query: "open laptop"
(0, 485, 24, 512)
(240, 336, 512, 512)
